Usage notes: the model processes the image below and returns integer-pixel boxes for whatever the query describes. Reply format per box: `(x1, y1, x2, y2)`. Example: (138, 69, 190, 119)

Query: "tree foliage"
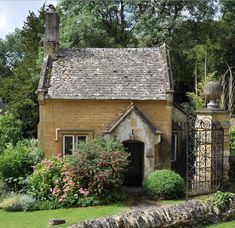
(0, 0, 234, 142)
(0, 9, 45, 138)
(58, 0, 223, 101)
(0, 113, 23, 153)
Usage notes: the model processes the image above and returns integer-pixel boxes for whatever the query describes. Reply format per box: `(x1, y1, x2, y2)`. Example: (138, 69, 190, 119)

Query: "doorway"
(123, 141, 144, 187)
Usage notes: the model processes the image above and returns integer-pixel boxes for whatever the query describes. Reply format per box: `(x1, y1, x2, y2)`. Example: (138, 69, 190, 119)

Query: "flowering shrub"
(27, 137, 128, 208)
(27, 155, 64, 202)
(28, 154, 102, 208)
(74, 137, 129, 202)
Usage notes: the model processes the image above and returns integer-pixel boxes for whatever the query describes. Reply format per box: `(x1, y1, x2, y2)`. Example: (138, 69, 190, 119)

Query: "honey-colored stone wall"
(38, 99, 172, 168)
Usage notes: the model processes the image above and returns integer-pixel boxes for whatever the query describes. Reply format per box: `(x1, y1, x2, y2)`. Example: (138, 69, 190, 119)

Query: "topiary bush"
(143, 169, 185, 199)
(0, 139, 43, 191)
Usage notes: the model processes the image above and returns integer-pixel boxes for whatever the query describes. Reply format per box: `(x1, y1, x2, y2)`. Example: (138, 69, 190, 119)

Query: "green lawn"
(0, 203, 128, 228)
(0, 198, 234, 228)
(205, 220, 235, 228)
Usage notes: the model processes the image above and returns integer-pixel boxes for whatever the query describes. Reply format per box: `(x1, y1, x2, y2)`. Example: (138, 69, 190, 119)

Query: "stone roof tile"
(39, 46, 173, 100)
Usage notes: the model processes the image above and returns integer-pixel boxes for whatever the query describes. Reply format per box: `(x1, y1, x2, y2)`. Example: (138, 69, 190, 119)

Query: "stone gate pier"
(188, 81, 230, 196)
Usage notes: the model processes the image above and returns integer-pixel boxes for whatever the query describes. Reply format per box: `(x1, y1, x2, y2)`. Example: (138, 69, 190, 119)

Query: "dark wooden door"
(123, 141, 144, 187)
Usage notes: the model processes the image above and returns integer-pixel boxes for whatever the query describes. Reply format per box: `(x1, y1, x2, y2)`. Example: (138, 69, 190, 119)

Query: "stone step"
(122, 186, 143, 193)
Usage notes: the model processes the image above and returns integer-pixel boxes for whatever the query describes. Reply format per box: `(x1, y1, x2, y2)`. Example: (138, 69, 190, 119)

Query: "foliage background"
(0, 1, 234, 136)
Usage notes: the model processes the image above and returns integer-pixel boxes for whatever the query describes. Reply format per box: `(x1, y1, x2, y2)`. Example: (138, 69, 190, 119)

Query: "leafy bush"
(143, 169, 185, 199)
(27, 137, 128, 209)
(0, 113, 23, 153)
(27, 155, 78, 207)
(0, 193, 36, 211)
(0, 139, 43, 191)
(74, 137, 129, 201)
(27, 155, 64, 201)
(207, 191, 235, 210)
(33, 200, 60, 211)
(230, 127, 235, 156)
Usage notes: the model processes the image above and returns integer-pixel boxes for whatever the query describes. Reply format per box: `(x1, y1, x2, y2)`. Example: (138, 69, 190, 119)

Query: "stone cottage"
(37, 7, 177, 187)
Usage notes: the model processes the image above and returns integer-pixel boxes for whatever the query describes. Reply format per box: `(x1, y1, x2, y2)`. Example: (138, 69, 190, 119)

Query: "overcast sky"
(0, 0, 58, 39)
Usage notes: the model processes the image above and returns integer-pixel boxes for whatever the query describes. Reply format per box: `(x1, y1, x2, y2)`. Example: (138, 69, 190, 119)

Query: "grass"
(0, 202, 128, 228)
(205, 220, 235, 227)
(159, 198, 185, 205)
(0, 196, 185, 228)
(0, 194, 233, 228)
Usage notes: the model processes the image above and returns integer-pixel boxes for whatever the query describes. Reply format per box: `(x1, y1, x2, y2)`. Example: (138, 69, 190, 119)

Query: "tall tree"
(59, 0, 137, 47)
(58, 0, 218, 100)
(0, 9, 45, 138)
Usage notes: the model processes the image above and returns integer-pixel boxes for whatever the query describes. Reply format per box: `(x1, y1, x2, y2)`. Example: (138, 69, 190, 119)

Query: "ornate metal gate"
(186, 114, 224, 198)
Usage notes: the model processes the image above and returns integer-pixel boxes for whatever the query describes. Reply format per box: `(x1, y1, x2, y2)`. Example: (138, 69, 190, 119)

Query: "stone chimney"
(44, 4, 59, 57)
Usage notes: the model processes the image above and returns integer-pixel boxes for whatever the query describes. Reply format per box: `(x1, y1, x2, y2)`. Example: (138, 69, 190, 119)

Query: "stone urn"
(203, 80, 223, 110)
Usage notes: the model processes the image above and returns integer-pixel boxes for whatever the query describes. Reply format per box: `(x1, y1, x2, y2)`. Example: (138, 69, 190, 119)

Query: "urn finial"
(203, 80, 223, 110)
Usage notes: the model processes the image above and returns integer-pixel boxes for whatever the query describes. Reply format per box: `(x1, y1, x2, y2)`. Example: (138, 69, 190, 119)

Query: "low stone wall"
(70, 198, 235, 228)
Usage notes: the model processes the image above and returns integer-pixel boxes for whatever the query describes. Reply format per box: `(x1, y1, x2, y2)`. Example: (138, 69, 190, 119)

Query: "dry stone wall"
(70, 199, 235, 228)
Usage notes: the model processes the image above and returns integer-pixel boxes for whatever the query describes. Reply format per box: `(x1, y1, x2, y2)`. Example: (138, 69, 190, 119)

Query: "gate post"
(196, 111, 230, 182)
(197, 81, 230, 182)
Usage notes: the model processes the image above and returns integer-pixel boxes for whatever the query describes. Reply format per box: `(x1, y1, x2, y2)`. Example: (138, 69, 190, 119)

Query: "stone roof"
(38, 45, 173, 100)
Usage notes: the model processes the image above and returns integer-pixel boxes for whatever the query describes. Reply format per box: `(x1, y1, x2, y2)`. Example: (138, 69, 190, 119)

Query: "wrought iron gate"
(186, 114, 224, 198)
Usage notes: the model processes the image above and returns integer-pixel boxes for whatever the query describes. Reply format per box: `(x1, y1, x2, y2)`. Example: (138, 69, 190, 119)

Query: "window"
(171, 134, 177, 161)
(63, 135, 87, 155)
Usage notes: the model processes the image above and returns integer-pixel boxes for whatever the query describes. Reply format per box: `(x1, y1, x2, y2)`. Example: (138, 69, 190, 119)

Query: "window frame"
(63, 134, 88, 156)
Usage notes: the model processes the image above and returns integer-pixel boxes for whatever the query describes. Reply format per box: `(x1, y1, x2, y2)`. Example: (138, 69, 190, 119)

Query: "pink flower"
(59, 195, 66, 202)
(42, 159, 52, 169)
(52, 187, 60, 195)
(79, 188, 89, 196)
(63, 177, 69, 182)
(68, 180, 75, 186)
(56, 153, 62, 158)
(64, 187, 71, 193)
